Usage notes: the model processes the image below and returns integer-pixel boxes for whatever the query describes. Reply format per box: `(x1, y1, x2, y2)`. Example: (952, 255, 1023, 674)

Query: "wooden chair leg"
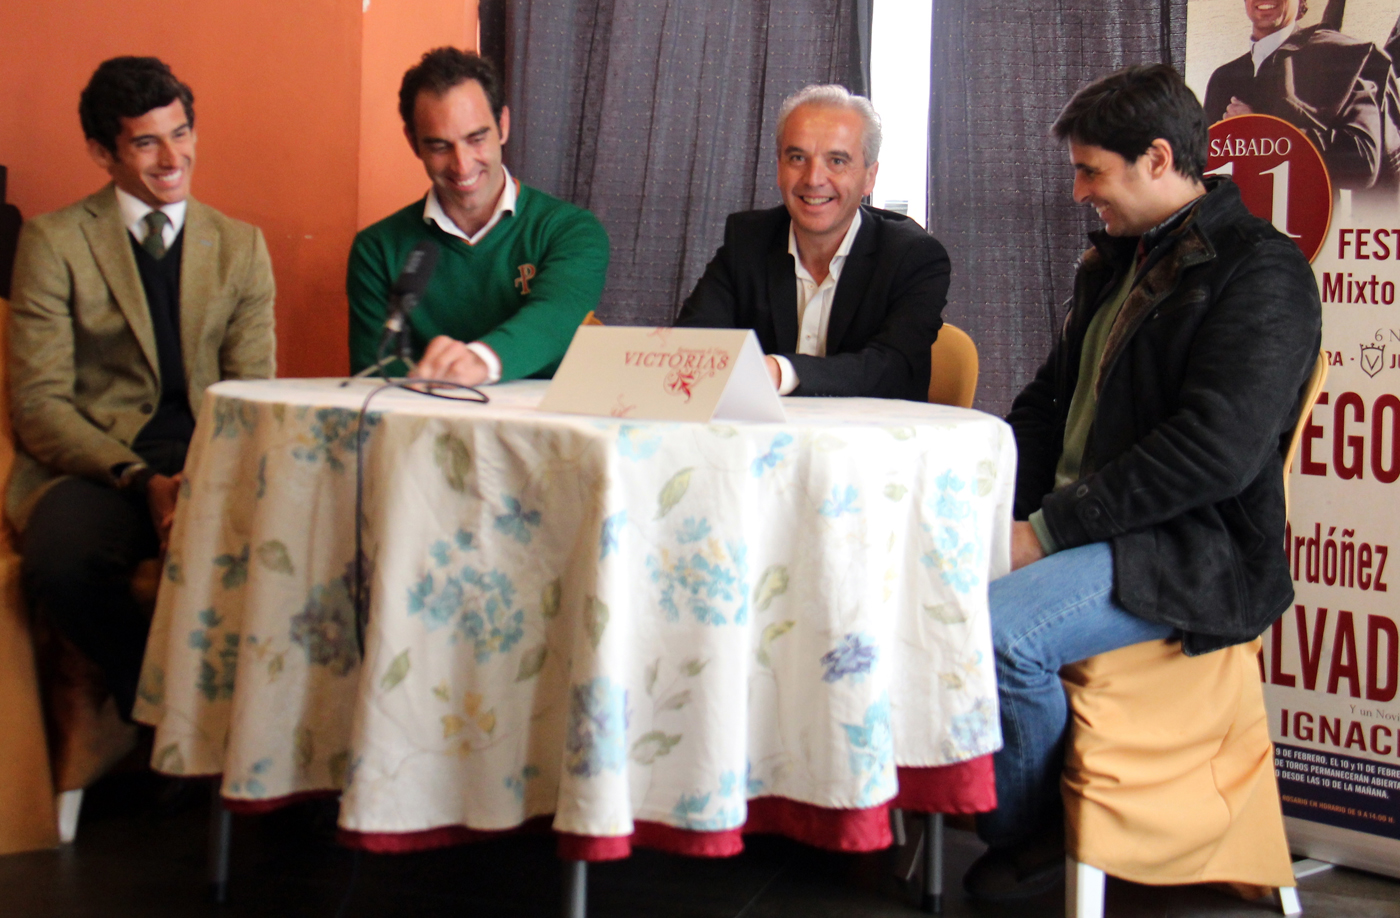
(1278, 886, 1302, 916)
(1066, 856, 1106, 918)
(56, 789, 83, 843)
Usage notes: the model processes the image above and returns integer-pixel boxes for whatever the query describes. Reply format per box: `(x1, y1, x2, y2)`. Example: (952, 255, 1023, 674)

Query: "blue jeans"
(976, 541, 1174, 847)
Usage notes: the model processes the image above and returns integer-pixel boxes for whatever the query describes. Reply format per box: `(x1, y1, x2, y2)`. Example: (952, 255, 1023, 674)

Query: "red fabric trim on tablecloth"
(331, 755, 995, 861)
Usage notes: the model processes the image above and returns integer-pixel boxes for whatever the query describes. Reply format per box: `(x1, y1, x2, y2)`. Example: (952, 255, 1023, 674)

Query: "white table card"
(538, 326, 785, 422)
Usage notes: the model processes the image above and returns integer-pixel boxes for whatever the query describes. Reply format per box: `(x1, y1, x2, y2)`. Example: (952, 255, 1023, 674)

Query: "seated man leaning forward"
(964, 64, 1321, 900)
(675, 84, 949, 400)
(348, 48, 609, 385)
(9, 56, 276, 719)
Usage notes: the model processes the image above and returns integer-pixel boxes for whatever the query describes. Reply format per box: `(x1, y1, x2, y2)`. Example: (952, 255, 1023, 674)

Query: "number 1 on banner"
(1206, 159, 1301, 239)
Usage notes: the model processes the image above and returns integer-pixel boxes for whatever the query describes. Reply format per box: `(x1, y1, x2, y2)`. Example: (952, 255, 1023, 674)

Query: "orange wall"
(0, 0, 477, 378)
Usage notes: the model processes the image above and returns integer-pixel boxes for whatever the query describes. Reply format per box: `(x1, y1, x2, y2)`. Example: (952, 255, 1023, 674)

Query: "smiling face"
(1069, 141, 1164, 237)
(87, 98, 195, 208)
(408, 79, 510, 237)
(1244, 0, 1300, 40)
(776, 104, 878, 252)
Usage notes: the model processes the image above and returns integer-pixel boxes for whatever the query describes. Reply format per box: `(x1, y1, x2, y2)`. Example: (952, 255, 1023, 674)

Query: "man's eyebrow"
(466, 126, 492, 141)
(782, 145, 809, 156)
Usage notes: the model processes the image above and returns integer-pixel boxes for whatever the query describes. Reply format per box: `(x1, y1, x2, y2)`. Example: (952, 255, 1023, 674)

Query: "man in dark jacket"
(675, 84, 949, 401)
(964, 64, 1322, 900)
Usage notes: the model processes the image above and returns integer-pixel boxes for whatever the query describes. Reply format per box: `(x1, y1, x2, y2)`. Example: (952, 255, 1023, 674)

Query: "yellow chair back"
(927, 323, 978, 408)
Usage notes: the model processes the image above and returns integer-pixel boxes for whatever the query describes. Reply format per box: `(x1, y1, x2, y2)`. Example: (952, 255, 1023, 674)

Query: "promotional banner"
(1187, 0, 1400, 878)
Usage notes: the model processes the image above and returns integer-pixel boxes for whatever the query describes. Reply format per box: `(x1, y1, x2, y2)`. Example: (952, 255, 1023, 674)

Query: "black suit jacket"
(675, 205, 949, 400)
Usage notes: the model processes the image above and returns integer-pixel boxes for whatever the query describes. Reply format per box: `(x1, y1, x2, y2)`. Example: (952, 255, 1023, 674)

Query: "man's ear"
(86, 138, 116, 174)
(862, 160, 879, 197)
(1146, 138, 1175, 179)
(498, 106, 511, 146)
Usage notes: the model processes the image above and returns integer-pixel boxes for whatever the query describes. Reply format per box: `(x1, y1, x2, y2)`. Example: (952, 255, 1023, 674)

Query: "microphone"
(383, 240, 441, 336)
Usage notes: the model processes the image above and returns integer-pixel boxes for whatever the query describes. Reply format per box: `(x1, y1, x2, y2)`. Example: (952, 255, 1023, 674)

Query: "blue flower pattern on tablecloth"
(617, 425, 662, 460)
(944, 697, 998, 760)
(750, 434, 792, 477)
(647, 539, 749, 625)
(843, 694, 895, 807)
(407, 534, 525, 663)
(920, 471, 982, 594)
(211, 398, 257, 439)
(820, 633, 878, 683)
(228, 756, 274, 797)
(819, 485, 860, 518)
(291, 408, 380, 472)
(188, 606, 239, 702)
(675, 517, 711, 544)
(494, 495, 542, 544)
(290, 564, 359, 676)
(565, 677, 628, 777)
(670, 767, 745, 830)
(600, 511, 626, 559)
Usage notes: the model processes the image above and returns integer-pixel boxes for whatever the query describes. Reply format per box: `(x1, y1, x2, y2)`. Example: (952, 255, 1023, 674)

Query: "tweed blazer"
(7, 184, 275, 529)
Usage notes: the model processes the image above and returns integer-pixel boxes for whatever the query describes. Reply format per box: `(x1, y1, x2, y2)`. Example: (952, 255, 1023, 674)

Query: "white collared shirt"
(423, 166, 518, 245)
(1251, 23, 1296, 75)
(418, 167, 519, 383)
(116, 186, 186, 251)
(773, 210, 863, 395)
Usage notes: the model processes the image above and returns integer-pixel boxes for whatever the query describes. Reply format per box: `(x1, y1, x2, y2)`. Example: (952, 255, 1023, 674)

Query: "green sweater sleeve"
(347, 229, 397, 374)
(477, 208, 610, 381)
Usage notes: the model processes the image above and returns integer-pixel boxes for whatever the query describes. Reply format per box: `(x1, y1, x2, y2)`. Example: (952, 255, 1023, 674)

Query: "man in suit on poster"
(675, 84, 950, 401)
(8, 56, 276, 719)
(1202, 0, 1400, 197)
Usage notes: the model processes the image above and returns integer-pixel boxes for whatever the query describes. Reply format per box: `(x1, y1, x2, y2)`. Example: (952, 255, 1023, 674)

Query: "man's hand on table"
(148, 472, 182, 554)
(413, 335, 490, 386)
(1011, 520, 1046, 571)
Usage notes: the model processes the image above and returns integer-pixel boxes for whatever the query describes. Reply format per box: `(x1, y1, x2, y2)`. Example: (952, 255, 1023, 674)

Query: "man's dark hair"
(1052, 64, 1207, 182)
(79, 57, 194, 153)
(398, 48, 505, 141)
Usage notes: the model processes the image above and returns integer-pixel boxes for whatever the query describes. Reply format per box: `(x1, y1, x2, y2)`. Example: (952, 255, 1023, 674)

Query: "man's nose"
(1072, 175, 1089, 204)
(453, 144, 473, 174)
(156, 141, 177, 167)
(802, 159, 826, 186)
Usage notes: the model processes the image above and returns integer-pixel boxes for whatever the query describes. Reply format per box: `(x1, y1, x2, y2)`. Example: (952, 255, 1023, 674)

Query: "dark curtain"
(928, 0, 1188, 416)
(501, 0, 867, 327)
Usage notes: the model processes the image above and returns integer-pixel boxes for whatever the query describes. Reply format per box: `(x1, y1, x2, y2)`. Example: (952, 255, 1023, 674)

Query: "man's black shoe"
(962, 832, 1065, 901)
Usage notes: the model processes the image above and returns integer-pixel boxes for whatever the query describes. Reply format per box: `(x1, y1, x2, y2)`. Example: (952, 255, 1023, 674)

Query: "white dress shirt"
(419, 167, 519, 383)
(116, 187, 186, 251)
(773, 211, 863, 395)
(1251, 23, 1295, 75)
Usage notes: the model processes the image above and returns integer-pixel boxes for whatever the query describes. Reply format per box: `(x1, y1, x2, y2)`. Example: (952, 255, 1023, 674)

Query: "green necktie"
(142, 210, 170, 259)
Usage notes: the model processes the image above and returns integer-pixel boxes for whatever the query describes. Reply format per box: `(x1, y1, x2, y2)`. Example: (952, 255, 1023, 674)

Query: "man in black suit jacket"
(1202, 0, 1400, 196)
(675, 85, 950, 401)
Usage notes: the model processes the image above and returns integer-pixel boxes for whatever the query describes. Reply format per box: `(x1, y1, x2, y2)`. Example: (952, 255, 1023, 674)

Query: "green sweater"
(347, 182, 609, 379)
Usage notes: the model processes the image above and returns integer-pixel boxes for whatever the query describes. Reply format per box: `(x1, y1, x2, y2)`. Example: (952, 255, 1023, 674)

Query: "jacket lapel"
(81, 185, 160, 378)
(766, 226, 799, 352)
(179, 197, 217, 390)
(1095, 225, 1215, 397)
(825, 210, 877, 353)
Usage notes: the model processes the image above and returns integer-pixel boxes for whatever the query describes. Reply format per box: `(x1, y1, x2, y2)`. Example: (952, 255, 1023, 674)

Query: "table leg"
(208, 791, 232, 904)
(921, 813, 944, 914)
(561, 859, 587, 918)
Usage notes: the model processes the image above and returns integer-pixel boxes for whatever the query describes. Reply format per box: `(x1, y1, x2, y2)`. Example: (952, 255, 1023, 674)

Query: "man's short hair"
(399, 47, 505, 140)
(1052, 64, 1207, 182)
(776, 84, 883, 166)
(79, 57, 195, 153)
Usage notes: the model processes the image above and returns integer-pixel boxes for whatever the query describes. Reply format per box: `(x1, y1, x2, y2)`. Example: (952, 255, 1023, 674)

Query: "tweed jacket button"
(139, 402, 154, 414)
(1075, 484, 1090, 498)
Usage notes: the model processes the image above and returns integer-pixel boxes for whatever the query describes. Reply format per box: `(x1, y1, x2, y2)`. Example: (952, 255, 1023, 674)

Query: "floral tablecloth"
(136, 379, 1014, 856)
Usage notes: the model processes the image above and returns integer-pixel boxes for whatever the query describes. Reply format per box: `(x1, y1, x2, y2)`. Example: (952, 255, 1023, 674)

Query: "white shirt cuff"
(464, 342, 503, 384)
(774, 355, 799, 395)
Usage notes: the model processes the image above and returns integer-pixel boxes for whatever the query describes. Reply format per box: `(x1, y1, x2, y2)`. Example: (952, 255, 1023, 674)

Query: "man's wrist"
(112, 462, 155, 494)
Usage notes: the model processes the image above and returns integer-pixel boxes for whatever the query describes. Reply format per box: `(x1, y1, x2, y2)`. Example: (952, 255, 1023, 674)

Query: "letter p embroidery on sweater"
(515, 264, 536, 295)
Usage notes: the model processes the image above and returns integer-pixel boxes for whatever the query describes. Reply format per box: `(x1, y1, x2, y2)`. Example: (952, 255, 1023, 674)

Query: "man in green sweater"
(348, 48, 609, 384)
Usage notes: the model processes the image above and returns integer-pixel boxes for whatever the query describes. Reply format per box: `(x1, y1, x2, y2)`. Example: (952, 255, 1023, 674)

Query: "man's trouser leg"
(21, 477, 160, 720)
(976, 541, 1174, 848)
